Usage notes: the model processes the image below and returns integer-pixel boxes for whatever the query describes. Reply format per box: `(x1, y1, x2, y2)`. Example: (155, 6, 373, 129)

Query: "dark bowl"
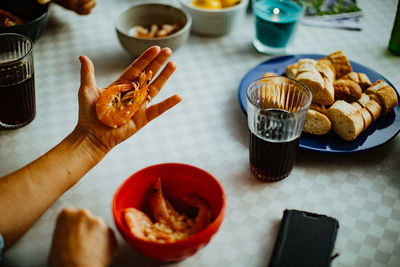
(0, 0, 50, 42)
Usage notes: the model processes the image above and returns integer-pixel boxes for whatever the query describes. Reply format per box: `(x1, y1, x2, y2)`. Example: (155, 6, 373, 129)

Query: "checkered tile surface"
(1, 0, 400, 266)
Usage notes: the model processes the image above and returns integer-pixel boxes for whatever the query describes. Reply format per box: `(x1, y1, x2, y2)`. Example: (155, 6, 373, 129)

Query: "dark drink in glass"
(0, 75, 36, 127)
(246, 77, 311, 182)
(0, 33, 36, 129)
(250, 130, 300, 182)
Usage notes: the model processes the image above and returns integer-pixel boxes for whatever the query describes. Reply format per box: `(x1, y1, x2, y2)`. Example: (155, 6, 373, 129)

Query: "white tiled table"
(1, 0, 400, 266)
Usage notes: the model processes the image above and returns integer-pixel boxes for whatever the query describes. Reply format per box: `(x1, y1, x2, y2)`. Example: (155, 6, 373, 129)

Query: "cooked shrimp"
(124, 207, 177, 243)
(124, 207, 153, 240)
(178, 194, 213, 234)
(96, 71, 152, 128)
(123, 178, 213, 243)
(149, 177, 176, 227)
(149, 178, 212, 233)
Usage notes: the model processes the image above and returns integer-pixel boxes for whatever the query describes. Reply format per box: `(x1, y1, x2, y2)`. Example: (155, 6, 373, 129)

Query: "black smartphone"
(268, 209, 339, 267)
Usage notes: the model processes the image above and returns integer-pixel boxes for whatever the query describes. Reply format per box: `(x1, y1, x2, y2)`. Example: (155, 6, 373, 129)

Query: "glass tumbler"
(0, 33, 36, 129)
(247, 76, 311, 182)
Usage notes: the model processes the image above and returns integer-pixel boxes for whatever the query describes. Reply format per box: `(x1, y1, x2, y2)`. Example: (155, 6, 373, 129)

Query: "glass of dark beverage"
(0, 33, 36, 129)
(247, 76, 311, 182)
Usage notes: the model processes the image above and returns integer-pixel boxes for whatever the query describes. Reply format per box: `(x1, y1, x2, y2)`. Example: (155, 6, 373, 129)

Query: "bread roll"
(285, 63, 298, 79)
(342, 72, 372, 91)
(327, 50, 353, 79)
(357, 93, 370, 107)
(316, 59, 335, 83)
(358, 73, 372, 91)
(295, 59, 334, 105)
(262, 72, 277, 78)
(358, 107, 373, 130)
(364, 99, 382, 122)
(333, 79, 362, 102)
(309, 103, 327, 115)
(304, 109, 331, 135)
(365, 80, 398, 115)
(326, 100, 364, 141)
(365, 80, 387, 93)
(351, 102, 362, 110)
(297, 59, 317, 73)
(318, 58, 336, 77)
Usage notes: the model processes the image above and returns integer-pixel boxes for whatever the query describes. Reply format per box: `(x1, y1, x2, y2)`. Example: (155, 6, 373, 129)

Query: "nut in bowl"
(112, 163, 226, 262)
(114, 3, 191, 57)
(180, 0, 248, 36)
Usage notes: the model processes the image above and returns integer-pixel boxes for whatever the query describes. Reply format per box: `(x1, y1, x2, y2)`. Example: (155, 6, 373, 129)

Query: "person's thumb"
(79, 55, 96, 89)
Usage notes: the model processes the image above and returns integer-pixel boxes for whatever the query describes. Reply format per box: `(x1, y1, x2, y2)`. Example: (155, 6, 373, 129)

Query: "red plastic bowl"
(112, 163, 226, 262)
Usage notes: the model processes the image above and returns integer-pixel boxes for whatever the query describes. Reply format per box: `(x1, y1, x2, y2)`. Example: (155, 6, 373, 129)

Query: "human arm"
(0, 46, 181, 249)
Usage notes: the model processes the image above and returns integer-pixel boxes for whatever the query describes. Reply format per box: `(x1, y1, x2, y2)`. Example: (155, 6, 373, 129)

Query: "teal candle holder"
(253, 0, 304, 55)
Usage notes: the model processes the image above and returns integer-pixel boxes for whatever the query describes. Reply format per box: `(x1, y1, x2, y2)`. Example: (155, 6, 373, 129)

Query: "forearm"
(0, 128, 106, 249)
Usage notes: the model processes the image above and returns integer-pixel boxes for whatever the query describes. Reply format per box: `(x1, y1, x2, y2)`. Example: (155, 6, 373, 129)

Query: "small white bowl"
(115, 3, 192, 57)
(180, 0, 248, 36)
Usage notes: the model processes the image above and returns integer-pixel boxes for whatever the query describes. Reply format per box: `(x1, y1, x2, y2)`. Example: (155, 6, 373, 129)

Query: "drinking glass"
(253, 0, 304, 55)
(0, 33, 36, 129)
(247, 76, 311, 182)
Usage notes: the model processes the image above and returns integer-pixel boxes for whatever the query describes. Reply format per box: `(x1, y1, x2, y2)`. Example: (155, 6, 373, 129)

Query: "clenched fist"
(48, 208, 117, 267)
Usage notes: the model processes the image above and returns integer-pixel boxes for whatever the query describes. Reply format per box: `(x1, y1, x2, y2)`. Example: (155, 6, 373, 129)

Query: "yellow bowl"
(180, 0, 248, 36)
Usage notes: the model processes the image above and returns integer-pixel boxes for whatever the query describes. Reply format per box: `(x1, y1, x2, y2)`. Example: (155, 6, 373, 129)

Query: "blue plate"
(238, 54, 400, 153)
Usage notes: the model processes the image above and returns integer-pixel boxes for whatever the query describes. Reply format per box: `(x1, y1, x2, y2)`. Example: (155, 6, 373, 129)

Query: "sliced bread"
(365, 80, 398, 115)
(309, 103, 328, 115)
(357, 93, 370, 107)
(364, 99, 382, 122)
(303, 109, 331, 135)
(316, 59, 335, 83)
(333, 79, 362, 102)
(262, 72, 278, 78)
(342, 72, 372, 91)
(296, 68, 334, 105)
(326, 100, 364, 141)
(327, 50, 353, 79)
(285, 63, 298, 79)
(351, 102, 363, 110)
(358, 107, 373, 130)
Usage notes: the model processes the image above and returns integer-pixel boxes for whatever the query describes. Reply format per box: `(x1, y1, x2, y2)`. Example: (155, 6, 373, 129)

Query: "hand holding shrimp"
(0, 47, 181, 254)
(75, 46, 182, 153)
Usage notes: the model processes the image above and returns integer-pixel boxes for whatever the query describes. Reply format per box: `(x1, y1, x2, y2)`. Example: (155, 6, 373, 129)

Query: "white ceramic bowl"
(115, 3, 192, 57)
(179, 0, 248, 36)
